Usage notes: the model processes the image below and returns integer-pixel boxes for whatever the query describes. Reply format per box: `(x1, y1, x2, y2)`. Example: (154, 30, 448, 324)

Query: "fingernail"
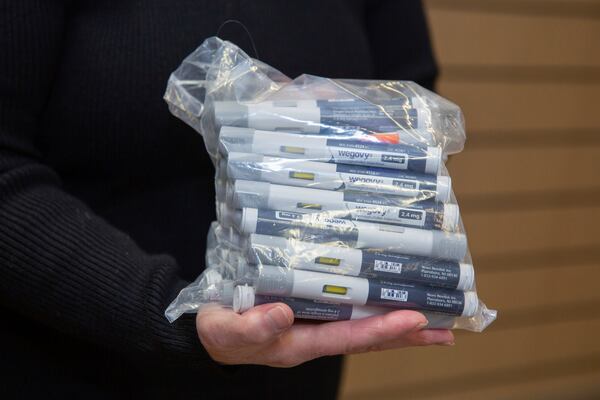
(440, 341, 455, 346)
(265, 306, 291, 331)
(413, 319, 429, 331)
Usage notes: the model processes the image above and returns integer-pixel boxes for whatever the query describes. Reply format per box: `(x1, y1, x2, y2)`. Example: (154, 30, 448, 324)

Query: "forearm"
(0, 151, 210, 365)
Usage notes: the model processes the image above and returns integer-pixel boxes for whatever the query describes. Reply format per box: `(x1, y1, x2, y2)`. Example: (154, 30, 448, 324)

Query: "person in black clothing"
(0, 1, 452, 398)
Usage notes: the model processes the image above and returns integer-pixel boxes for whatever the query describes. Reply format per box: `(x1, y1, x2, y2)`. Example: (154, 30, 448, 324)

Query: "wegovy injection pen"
(246, 234, 474, 290)
(213, 98, 430, 135)
(234, 285, 462, 328)
(223, 152, 451, 201)
(234, 208, 468, 261)
(218, 126, 441, 173)
(228, 180, 459, 230)
(245, 265, 478, 317)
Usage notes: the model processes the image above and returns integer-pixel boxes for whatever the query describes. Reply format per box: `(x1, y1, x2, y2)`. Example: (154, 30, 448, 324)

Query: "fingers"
(415, 328, 455, 346)
(375, 328, 455, 351)
(273, 310, 429, 364)
(197, 305, 455, 367)
(238, 303, 295, 345)
(196, 303, 294, 350)
(338, 310, 429, 353)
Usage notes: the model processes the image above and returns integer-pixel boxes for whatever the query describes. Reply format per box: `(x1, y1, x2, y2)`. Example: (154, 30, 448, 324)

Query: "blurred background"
(339, 0, 600, 398)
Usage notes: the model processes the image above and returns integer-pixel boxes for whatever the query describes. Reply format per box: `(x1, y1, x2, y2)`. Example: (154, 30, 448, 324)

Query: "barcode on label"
(374, 260, 403, 274)
(380, 288, 408, 302)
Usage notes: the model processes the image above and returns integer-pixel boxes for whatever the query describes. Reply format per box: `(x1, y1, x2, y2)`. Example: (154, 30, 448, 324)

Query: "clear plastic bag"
(164, 37, 496, 332)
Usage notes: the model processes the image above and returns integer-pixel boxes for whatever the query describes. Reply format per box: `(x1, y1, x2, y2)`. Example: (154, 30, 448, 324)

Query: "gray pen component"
(235, 208, 468, 261)
(248, 265, 478, 317)
(223, 152, 451, 202)
(246, 234, 475, 291)
(229, 180, 459, 231)
(218, 126, 441, 174)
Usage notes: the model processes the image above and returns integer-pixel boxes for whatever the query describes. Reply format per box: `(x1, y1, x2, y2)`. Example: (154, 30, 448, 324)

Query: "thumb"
(238, 302, 295, 345)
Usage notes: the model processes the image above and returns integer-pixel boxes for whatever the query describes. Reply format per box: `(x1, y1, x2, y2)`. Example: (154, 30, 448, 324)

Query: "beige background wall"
(339, 0, 600, 398)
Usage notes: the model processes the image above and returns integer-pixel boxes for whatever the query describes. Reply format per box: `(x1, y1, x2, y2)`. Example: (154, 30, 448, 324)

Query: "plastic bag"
(164, 37, 496, 332)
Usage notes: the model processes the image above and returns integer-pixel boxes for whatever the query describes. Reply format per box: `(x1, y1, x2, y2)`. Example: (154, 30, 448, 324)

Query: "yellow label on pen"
(297, 202, 322, 210)
(281, 146, 306, 155)
(289, 171, 315, 181)
(322, 285, 348, 295)
(315, 257, 341, 266)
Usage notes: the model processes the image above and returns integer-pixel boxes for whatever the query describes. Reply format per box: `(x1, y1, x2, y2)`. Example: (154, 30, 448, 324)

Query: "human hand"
(196, 303, 454, 367)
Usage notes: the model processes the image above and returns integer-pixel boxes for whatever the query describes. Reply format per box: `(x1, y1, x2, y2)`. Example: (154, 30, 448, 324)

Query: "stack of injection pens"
(164, 37, 496, 332)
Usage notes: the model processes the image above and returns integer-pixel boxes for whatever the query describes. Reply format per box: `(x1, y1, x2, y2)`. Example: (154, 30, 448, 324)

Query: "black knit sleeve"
(365, 0, 438, 90)
(0, 0, 209, 366)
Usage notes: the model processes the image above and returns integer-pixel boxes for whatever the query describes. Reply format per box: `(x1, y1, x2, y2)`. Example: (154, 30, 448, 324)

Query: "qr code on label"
(380, 288, 408, 302)
(374, 260, 403, 274)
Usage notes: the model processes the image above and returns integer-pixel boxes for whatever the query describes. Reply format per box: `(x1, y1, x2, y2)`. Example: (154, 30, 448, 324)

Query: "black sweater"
(0, 1, 436, 398)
